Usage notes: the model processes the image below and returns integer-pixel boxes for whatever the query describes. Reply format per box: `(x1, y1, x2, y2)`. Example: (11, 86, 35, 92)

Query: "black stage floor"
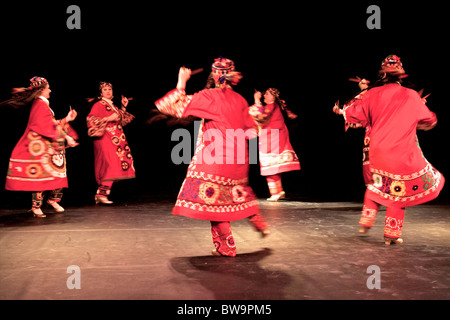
(0, 197, 449, 300)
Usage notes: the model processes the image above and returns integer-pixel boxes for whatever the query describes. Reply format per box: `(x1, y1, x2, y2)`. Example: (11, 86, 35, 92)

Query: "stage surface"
(0, 198, 449, 300)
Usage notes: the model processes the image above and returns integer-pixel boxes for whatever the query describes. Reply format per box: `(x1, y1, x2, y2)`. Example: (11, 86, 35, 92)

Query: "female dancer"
(249, 88, 300, 201)
(334, 55, 445, 245)
(86, 82, 136, 204)
(5, 77, 78, 217)
(155, 57, 269, 257)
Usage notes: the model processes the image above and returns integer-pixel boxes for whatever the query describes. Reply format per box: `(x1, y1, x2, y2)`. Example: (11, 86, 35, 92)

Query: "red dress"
(343, 84, 445, 208)
(87, 99, 136, 185)
(249, 103, 300, 176)
(5, 98, 78, 191)
(156, 88, 260, 221)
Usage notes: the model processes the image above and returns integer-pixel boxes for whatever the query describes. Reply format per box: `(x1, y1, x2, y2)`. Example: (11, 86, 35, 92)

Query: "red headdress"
(380, 55, 406, 76)
(211, 57, 242, 87)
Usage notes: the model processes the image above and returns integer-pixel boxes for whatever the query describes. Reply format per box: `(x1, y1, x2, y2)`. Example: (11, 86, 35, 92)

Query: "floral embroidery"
(422, 171, 436, 190)
(384, 217, 403, 238)
(176, 172, 258, 213)
(28, 140, 46, 157)
(390, 180, 406, 197)
(121, 161, 130, 171)
(380, 176, 393, 194)
(25, 164, 43, 178)
(199, 182, 220, 204)
(112, 136, 120, 145)
(372, 174, 383, 188)
(368, 164, 443, 203)
(359, 206, 378, 227)
(179, 178, 201, 201)
(260, 150, 298, 167)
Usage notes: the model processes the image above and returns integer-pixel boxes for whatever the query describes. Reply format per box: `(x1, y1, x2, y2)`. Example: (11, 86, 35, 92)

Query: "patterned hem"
(175, 198, 259, 213)
(367, 163, 444, 205)
(173, 199, 259, 221)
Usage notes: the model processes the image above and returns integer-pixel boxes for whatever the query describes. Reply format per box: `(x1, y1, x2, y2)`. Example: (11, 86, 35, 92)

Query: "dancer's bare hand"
(66, 109, 77, 122)
(65, 135, 79, 148)
(177, 67, 191, 90)
(358, 79, 370, 90)
(121, 95, 129, 108)
(333, 102, 343, 115)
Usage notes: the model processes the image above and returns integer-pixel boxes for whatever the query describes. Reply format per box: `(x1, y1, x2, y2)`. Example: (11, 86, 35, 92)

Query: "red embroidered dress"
(343, 83, 445, 208)
(87, 99, 136, 184)
(249, 103, 300, 176)
(5, 97, 78, 191)
(156, 88, 260, 221)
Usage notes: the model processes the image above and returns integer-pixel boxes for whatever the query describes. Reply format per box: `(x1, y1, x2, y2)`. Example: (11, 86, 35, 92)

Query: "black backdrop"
(1, 1, 448, 208)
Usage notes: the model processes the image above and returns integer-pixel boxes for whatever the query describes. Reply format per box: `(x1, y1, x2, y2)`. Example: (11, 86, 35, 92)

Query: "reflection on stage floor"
(0, 198, 449, 300)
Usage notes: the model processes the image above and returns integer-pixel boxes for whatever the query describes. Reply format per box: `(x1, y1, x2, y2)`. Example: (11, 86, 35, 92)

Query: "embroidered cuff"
(155, 89, 192, 118)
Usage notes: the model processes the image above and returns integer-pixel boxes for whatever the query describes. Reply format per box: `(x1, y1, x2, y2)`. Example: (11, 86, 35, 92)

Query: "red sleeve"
(342, 94, 370, 129)
(182, 89, 221, 121)
(88, 101, 108, 118)
(86, 101, 109, 137)
(27, 99, 60, 140)
(154, 89, 192, 118)
(411, 91, 437, 130)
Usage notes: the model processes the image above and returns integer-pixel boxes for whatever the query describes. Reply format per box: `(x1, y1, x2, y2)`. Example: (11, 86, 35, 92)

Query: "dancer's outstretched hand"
(177, 67, 191, 90)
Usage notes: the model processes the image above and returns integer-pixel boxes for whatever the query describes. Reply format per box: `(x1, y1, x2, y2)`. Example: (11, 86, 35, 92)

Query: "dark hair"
(204, 73, 216, 89)
(372, 72, 405, 87)
(274, 96, 286, 110)
(0, 86, 46, 109)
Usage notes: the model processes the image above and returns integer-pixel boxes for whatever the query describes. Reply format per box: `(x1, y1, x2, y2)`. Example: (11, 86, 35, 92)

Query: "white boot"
(266, 191, 286, 201)
(47, 200, 64, 213)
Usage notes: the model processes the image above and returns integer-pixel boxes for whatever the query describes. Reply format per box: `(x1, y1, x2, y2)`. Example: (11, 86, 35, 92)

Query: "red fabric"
(266, 174, 283, 195)
(249, 103, 300, 176)
(5, 98, 77, 191)
(183, 88, 257, 178)
(344, 84, 444, 208)
(248, 211, 269, 231)
(163, 88, 260, 221)
(359, 193, 406, 239)
(384, 207, 405, 239)
(211, 211, 268, 257)
(359, 194, 379, 228)
(211, 221, 236, 257)
(87, 100, 136, 185)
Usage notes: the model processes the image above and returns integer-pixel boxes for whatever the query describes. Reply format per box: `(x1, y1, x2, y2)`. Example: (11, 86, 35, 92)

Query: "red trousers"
(359, 193, 405, 239)
(211, 211, 268, 257)
(266, 174, 283, 195)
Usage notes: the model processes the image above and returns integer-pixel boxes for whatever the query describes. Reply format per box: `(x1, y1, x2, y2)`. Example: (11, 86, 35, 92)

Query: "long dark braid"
(267, 88, 297, 120)
(0, 85, 45, 109)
